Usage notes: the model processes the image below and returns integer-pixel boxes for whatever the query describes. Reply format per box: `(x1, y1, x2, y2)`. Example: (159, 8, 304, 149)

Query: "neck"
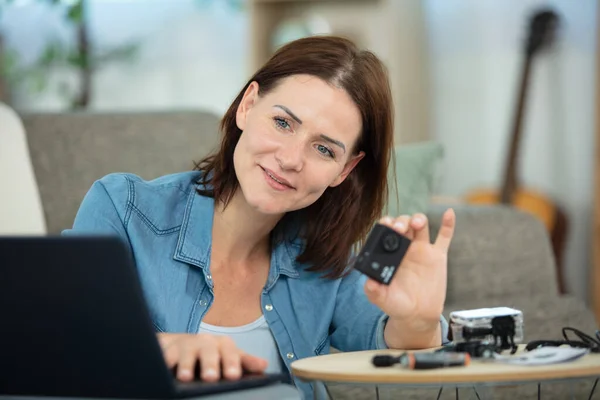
(211, 189, 283, 268)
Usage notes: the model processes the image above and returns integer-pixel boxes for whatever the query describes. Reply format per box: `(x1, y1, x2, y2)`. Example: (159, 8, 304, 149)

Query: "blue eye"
(274, 117, 290, 130)
(316, 144, 335, 158)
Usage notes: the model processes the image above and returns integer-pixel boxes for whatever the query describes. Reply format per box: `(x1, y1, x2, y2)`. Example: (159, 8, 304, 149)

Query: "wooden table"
(291, 346, 600, 399)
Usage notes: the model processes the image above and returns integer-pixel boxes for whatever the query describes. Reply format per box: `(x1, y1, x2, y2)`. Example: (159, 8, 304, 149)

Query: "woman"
(65, 35, 455, 398)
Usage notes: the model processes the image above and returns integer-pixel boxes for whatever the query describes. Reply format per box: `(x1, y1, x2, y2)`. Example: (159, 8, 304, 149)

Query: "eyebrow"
(274, 105, 347, 153)
(274, 105, 302, 124)
(320, 134, 346, 153)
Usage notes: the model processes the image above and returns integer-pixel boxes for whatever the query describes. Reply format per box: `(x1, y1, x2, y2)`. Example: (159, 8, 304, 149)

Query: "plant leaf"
(67, 0, 84, 23)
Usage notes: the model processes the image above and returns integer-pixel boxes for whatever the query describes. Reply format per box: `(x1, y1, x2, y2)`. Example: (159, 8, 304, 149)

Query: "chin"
(239, 188, 286, 215)
(249, 198, 288, 216)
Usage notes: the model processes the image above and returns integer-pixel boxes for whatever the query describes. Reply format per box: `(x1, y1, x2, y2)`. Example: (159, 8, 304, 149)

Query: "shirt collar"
(173, 181, 300, 280)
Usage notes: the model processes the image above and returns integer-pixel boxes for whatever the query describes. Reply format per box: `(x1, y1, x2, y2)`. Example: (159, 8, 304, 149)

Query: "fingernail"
(203, 368, 217, 379)
(179, 369, 192, 379)
(226, 367, 240, 377)
(382, 216, 393, 224)
(393, 221, 406, 231)
(413, 216, 424, 224)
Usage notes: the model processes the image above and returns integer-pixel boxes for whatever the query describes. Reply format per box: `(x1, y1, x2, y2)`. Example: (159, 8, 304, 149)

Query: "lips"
(261, 167, 295, 189)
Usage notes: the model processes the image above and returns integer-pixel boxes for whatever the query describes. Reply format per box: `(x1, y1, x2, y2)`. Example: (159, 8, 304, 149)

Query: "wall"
(425, 0, 598, 303)
(2, 0, 249, 116)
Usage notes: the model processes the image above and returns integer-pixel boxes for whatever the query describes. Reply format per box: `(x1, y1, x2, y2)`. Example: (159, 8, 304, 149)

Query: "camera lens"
(382, 233, 399, 252)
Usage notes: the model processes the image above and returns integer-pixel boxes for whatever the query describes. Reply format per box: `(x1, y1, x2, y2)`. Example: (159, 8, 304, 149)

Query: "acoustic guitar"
(464, 9, 569, 294)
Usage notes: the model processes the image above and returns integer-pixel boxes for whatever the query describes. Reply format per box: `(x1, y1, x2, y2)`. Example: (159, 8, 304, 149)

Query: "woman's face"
(233, 74, 365, 216)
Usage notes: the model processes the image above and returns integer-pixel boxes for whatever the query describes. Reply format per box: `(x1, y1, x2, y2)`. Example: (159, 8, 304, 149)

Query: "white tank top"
(198, 316, 283, 374)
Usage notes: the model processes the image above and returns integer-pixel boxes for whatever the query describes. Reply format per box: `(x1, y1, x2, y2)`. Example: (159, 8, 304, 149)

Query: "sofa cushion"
(0, 103, 47, 234)
(427, 204, 559, 304)
(386, 141, 443, 216)
(20, 110, 221, 233)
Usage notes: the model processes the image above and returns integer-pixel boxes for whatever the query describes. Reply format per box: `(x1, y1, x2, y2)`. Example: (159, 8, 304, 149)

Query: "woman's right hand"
(157, 333, 268, 382)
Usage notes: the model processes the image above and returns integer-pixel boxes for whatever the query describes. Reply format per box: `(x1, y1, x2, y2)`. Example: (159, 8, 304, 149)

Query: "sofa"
(15, 109, 600, 399)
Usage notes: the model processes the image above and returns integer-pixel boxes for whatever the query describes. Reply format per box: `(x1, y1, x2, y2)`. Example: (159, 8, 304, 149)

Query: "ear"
(330, 151, 365, 187)
(236, 81, 260, 131)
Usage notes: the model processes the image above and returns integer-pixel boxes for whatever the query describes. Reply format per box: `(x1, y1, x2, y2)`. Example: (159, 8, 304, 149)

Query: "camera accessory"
(372, 352, 470, 369)
(449, 307, 524, 354)
(352, 223, 411, 285)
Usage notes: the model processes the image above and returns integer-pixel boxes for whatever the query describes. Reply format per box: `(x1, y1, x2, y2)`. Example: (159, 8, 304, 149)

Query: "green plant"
(0, 0, 139, 109)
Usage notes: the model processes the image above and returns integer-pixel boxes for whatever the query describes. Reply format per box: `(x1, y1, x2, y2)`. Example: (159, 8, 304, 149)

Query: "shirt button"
(264, 304, 273, 311)
(206, 274, 212, 280)
(199, 300, 207, 306)
(286, 352, 295, 359)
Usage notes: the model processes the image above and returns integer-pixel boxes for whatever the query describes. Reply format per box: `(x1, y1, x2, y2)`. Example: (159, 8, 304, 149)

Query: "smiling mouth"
(261, 167, 295, 189)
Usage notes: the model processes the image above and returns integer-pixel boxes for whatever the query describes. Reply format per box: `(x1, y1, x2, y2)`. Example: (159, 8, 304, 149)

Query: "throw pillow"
(385, 141, 444, 217)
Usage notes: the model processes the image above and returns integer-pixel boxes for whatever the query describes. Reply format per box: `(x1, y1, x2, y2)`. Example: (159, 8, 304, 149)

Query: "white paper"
(492, 346, 589, 365)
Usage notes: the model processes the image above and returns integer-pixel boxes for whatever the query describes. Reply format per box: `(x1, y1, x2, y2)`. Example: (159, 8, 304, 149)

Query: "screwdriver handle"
(403, 352, 470, 369)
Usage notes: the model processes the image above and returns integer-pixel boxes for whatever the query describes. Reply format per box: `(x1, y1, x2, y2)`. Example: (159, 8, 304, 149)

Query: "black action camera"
(352, 223, 412, 285)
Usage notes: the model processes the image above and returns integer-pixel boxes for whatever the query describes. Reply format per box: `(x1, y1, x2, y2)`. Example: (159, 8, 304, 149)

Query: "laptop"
(0, 236, 287, 399)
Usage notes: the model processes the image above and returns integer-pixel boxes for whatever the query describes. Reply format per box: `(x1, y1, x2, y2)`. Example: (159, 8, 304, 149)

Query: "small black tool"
(352, 223, 411, 285)
(372, 352, 470, 369)
(436, 341, 497, 359)
(462, 315, 518, 354)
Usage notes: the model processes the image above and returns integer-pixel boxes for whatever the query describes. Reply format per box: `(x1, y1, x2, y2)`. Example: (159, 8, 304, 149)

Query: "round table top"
(290, 346, 600, 385)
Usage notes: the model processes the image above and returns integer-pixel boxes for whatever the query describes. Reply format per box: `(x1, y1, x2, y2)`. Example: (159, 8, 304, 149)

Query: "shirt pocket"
(314, 334, 331, 356)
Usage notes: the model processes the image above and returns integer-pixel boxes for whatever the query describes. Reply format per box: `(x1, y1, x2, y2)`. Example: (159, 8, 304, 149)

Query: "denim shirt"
(63, 171, 449, 399)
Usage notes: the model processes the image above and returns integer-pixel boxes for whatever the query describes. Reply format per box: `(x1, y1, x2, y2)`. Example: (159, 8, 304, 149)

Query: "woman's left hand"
(363, 208, 456, 330)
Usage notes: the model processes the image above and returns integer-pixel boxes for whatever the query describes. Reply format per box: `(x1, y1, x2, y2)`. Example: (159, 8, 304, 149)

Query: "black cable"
(526, 326, 600, 353)
(562, 327, 600, 353)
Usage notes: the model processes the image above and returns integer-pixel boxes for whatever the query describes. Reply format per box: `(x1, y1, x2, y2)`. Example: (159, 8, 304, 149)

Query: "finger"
(410, 213, 430, 242)
(363, 278, 387, 305)
(198, 341, 221, 382)
(434, 208, 456, 252)
(381, 215, 414, 240)
(391, 215, 413, 239)
(162, 342, 180, 369)
(218, 337, 242, 380)
(379, 215, 394, 226)
(176, 341, 198, 382)
(240, 353, 269, 373)
(157, 332, 178, 350)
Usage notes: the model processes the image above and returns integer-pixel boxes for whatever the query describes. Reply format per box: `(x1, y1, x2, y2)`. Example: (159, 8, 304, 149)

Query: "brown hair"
(195, 35, 394, 279)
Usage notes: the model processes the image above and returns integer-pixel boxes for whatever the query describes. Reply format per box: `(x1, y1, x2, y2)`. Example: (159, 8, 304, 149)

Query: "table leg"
(434, 385, 494, 400)
(436, 387, 443, 400)
(589, 378, 599, 400)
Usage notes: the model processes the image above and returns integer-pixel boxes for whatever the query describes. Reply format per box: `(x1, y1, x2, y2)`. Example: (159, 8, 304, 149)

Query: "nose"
(275, 140, 304, 172)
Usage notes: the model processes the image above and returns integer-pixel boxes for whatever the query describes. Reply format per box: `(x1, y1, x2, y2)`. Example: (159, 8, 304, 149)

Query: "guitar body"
(466, 188, 557, 232)
(464, 9, 568, 294)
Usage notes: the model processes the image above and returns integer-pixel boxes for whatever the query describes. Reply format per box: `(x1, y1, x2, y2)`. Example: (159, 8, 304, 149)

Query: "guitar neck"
(500, 54, 533, 204)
